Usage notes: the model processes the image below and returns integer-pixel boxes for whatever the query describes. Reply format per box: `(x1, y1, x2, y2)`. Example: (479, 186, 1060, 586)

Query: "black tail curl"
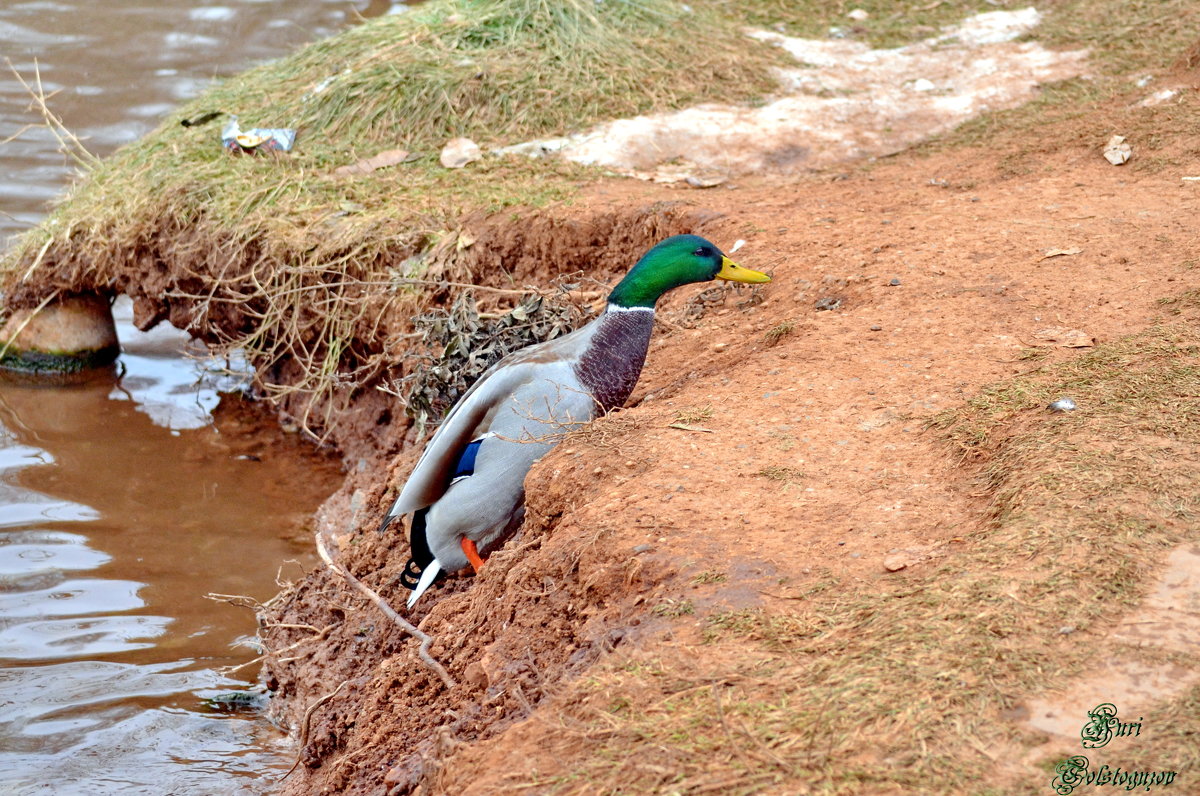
(398, 507, 444, 591)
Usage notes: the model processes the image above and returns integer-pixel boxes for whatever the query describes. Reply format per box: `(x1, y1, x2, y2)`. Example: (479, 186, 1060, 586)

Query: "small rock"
(814, 296, 842, 311)
(463, 661, 489, 689)
(869, 325, 882, 331)
(632, 544, 653, 554)
(888, 278, 901, 286)
(847, 8, 869, 20)
(712, 342, 728, 352)
(1048, 397, 1077, 413)
(1139, 88, 1178, 107)
(440, 137, 482, 168)
(686, 174, 726, 188)
(1059, 625, 1077, 635)
(384, 766, 414, 787)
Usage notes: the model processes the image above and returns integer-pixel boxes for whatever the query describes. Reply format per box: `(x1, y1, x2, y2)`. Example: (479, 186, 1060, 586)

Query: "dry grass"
(762, 319, 796, 347)
(510, 310, 1200, 794)
(727, 0, 997, 48)
(673, 405, 714, 425)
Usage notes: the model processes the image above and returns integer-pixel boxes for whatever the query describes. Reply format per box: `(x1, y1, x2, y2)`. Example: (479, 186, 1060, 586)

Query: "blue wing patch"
(450, 437, 485, 482)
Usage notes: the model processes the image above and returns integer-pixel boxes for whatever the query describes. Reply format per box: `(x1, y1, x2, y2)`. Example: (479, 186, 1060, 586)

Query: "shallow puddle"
(0, 303, 341, 793)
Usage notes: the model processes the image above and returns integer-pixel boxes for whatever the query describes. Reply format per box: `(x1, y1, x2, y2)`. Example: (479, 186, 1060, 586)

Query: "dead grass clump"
(395, 285, 597, 433)
(673, 405, 714, 425)
(762, 318, 796, 346)
(753, 465, 804, 485)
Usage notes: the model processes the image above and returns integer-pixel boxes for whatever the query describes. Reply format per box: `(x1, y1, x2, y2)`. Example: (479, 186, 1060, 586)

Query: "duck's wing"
(380, 320, 599, 528)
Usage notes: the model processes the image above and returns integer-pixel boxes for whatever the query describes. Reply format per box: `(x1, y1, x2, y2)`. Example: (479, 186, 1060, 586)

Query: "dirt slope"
(253, 73, 1200, 795)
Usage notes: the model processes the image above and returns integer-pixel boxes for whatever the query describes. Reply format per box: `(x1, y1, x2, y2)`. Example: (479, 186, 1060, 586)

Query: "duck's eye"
(693, 246, 712, 257)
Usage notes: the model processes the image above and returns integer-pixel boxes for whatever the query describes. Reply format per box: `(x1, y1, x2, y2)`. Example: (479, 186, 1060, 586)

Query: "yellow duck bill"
(715, 256, 771, 284)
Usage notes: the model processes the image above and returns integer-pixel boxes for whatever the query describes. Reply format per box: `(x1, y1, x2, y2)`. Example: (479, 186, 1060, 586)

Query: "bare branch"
(314, 531, 456, 689)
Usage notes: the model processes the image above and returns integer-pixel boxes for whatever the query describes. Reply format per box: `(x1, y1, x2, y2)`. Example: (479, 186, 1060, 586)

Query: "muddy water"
(0, 2, 378, 792)
(0, 0, 398, 244)
(0, 302, 343, 793)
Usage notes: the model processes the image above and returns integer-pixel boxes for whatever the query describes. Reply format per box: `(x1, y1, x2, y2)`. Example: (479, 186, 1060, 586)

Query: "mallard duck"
(380, 234, 770, 607)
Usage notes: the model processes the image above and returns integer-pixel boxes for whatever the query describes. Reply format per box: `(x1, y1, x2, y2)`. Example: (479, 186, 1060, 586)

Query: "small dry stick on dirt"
(314, 531, 456, 689)
(282, 678, 351, 781)
(204, 592, 266, 611)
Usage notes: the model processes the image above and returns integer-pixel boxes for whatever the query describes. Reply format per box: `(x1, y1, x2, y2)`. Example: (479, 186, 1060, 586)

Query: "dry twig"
(314, 531, 456, 689)
(282, 678, 351, 781)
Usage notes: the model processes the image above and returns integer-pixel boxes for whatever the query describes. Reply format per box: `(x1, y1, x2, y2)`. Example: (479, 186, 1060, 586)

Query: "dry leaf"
(1038, 247, 1083, 261)
(334, 148, 412, 176)
(667, 423, 714, 433)
(456, 230, 477, 251)
(1031, 327, 1095, 348)
(440, 137, 482, 168)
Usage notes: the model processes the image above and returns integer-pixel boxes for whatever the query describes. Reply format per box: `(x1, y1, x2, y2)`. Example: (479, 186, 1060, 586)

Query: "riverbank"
(4, 1, 1200, 794)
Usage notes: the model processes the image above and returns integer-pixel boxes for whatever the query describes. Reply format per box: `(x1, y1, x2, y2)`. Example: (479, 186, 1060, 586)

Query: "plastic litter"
(1103, 135, 1131, 166)
(221, 116, 296, 155)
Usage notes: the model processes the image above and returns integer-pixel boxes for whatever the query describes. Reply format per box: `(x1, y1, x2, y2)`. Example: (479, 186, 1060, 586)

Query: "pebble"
(884, 551, 924, 571)
(1048, 397, 1077, 413)
(712, 342, 728, 352)
(632, 544, 653, 554)
(888, 278, 902, 286)
(869, 325, 882, 332)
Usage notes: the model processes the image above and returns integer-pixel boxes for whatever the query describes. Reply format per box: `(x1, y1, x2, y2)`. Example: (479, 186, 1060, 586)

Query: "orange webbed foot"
(461, 538, 486, 573)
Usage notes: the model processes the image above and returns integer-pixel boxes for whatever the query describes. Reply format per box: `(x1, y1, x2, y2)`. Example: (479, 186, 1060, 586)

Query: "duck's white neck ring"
(606, 303, 655, 314)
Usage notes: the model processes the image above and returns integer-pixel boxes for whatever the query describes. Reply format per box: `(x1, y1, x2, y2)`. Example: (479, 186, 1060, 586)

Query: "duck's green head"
(607, 234, 771, 309)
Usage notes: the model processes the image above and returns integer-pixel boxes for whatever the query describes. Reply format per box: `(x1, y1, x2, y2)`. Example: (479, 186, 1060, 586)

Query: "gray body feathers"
(385, 307, 654, 581)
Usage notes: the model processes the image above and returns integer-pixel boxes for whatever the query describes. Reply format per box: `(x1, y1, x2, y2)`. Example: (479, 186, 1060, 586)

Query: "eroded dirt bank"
(245, 80, 1200, 795)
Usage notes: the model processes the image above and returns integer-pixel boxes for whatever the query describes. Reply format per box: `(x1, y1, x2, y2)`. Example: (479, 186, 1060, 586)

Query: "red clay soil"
(252, 84, 1200, 794)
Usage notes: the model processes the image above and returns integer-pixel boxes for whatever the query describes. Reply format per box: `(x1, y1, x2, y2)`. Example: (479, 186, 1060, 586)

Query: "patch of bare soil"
(241, 82, 1200, 794)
